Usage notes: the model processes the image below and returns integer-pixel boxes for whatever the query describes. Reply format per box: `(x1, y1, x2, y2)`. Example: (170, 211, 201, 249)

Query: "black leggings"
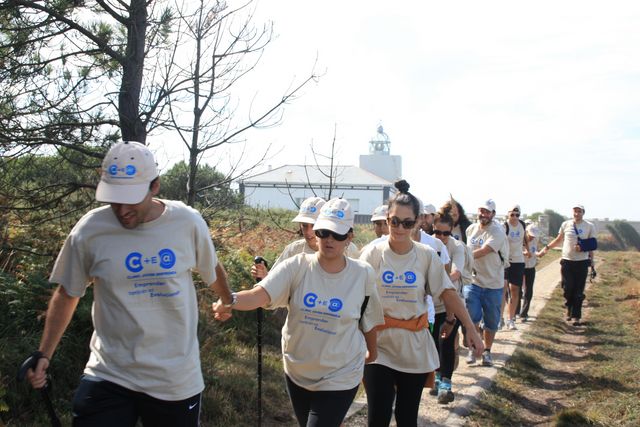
(363, 364, 427, 427)
(519, 267, 536, 317)
(285, 375, 358, 427)
(561, 259, 589, 319)
(430, 312, 461, 380)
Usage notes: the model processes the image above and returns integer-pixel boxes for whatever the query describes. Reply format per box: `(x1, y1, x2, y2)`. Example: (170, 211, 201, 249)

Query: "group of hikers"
(24, 141, 597, 427)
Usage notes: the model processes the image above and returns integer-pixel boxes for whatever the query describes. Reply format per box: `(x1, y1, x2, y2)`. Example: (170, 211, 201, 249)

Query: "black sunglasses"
(433, 230, 452, 236)
(315, 229, 349, 241)
(388, 216, 417, 229)
(510, 213, 520, 217)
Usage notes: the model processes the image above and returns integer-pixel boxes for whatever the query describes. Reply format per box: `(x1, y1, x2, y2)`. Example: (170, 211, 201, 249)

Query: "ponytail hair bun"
(394, 180, 410, 194)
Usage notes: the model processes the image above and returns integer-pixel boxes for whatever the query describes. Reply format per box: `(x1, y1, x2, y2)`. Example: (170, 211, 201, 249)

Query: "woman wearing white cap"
(359, 180, 483, 427)
(213, 198, 384, 427)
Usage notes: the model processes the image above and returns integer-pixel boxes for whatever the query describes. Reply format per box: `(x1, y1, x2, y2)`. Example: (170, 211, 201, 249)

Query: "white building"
(239, 125, 402, 223)
(240, 165, 393, 223)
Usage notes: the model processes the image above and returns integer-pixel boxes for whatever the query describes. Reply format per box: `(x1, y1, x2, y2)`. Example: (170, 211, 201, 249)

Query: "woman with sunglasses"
(440, 198, 472, 243)
(212, 198, 384, 427)
(428, 213, 474, 404)
(359, 180, 483, 427)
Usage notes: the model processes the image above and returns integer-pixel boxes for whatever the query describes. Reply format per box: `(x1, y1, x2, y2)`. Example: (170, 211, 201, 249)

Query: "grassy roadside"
(465, 251, 640, 427)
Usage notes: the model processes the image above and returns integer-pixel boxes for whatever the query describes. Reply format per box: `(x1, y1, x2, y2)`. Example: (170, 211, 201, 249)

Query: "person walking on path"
(26, 141, 233, 426)
(502, 205, 530, 330)
(359, 180, 483, 427)
(441, 198, 472, 244)
(371, 204, 390, 238)
(464, 199, 506, 367)
(519, 224, 542, 321)
(213, 198, 384, 427)
(540, 204, 596, 325)
(429, 213, 473, 404)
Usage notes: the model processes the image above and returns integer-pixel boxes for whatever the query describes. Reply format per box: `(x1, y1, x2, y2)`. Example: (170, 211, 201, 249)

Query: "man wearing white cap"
(502, 204, 530, 331)
(371, 204, 390, 238)
(540, 204, 596, 326)
(26, 141, 233, 425)
(463, 199, 506, 366)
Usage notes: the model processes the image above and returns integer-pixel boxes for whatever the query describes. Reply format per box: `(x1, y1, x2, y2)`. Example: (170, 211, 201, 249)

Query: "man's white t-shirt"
(50, 200, 218, 400)
(560, 220, 597, 261)
(260, 253, 384, 391)
(466, 222, 506, 290)
(360, 241, 455, 373)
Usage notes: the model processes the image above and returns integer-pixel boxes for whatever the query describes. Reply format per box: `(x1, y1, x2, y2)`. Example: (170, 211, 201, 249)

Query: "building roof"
(241, 165, 393, 189)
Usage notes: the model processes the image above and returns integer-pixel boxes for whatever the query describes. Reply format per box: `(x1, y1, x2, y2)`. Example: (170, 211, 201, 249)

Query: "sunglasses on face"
(314, 229, 349, 241)
(388, 216, 417, 229)
(510, 213, 520, 217)
(433, 230, 452, 236)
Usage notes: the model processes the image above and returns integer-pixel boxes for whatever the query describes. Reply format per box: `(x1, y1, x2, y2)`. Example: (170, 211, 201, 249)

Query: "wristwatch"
(222, 292, 237, 308)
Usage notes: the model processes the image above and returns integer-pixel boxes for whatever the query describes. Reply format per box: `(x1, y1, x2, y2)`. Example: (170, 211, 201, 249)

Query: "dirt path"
(344, 258, 564, 427)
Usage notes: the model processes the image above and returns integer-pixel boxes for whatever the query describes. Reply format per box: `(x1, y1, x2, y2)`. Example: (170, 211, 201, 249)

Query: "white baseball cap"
(573, 204, 585, 212)
(292, 196, 326, 224)
(479, 199, 496, 212)
(423, 203, 436, 215)
(371, 205, 388, 222)
(95, 141, 159, 204)
(509, 204, 521, 213)
(313, 198, 354, 235)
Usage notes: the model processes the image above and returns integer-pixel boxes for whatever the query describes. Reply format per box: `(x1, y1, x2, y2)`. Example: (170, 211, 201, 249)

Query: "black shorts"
(72, 375, 201, 427)
(505, 262, 525, 286)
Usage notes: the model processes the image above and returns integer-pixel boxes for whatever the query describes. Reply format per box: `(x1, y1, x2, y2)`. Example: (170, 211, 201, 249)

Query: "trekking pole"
(254, 256, 268, 427)
(17, 351, 62, 427)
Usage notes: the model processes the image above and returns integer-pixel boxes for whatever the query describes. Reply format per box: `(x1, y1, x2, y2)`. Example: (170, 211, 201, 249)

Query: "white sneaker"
(507, 319, 517, 330)
(481, 351, 493, 367)
(466, 352, 476, 365)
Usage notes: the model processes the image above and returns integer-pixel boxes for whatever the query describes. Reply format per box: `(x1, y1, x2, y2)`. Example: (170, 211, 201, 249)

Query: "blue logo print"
(304, 292, 318, 308)
(382, 270, 394, 284)
(109, 164, 118, 175)
(328, 298, 343, 312)
(158, 249, 176, 269)
(125, 249, 177, 272)
(309, 206, 316, 213)
(125, 252, 143, 273)
(336, 210, 344, 218)
(404, 271, 417, 284)
(125, 165, 136, 176)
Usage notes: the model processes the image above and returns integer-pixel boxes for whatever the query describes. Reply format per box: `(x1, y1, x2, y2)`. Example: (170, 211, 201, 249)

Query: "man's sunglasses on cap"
(315, 229, 349, 241)
(388, 216, 417, 229)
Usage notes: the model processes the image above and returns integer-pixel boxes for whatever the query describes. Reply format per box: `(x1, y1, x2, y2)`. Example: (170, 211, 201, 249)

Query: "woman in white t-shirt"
(359, 180, 483, 427)
(213, 198, 384, 427)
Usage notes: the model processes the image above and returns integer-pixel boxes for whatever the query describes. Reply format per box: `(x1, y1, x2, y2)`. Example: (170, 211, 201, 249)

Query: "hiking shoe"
(429, 377, 440, 396)
(572, 318, 581, 326)
(481, 351, 493, 367)
(498, 318, 505, 330)
(437, 381, 455, 404)
(466, 352, 476, 365)
(520, 315, 528, 323)
(507, 319, 517, 330)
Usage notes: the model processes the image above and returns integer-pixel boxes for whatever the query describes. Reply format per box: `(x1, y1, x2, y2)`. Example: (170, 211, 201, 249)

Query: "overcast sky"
(170, 0, 640, 221)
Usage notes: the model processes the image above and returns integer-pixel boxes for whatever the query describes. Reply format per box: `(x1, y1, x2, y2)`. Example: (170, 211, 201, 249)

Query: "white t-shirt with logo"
(259, 253, 384, 391)
(50, 200, 218, 401)
(433, 237, 468, 314)
(560, 220, 597, 261)
(505, 221, 526, 263)
(466, 222, 506, 290)
(274, 239, 359, 267)
(525, 236, 539, 269)
(359, 241, 455, 373)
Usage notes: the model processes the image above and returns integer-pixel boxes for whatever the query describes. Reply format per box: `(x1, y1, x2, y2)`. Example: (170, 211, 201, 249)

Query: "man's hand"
(26, 357, 49, 390)
(251, 263, 268, 280)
